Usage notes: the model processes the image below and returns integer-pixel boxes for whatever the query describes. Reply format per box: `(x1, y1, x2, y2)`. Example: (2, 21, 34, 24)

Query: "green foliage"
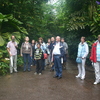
(0, 61, 9, 75)
(17, 56, 23, 67)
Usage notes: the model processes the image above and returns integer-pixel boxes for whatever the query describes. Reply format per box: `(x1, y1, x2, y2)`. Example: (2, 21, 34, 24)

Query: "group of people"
(6, 35, 100, 85)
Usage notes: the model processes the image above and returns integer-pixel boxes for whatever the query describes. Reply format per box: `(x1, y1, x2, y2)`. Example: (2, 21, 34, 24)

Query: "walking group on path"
(7, 35, 100, 85)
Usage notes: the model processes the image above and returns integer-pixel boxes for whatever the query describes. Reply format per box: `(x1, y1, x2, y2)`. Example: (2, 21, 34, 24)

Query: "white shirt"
(53, 42, 61, 55)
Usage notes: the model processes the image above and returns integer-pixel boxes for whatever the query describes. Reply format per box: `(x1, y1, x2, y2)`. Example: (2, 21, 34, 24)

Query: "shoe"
(50, 69, 54, 72)
(34, 72, 37, 75)
(94, 82, 98, 85)
(75, 75, 80, 78)
(53, 75, 58, 78)
(58, 77, 62, 79)
(14, 70, 18, 73)
(39, 73, 42, 75)
(81, 77, 85, 80)
(94, 80, 99, 85)
(23, 69, 26, 72)
(28, 69, 31, 72)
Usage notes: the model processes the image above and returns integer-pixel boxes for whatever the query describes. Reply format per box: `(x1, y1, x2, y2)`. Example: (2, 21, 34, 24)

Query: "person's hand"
(30, 55, 32, 57)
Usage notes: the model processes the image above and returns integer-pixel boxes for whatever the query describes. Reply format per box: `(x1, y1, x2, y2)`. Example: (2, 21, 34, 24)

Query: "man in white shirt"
(7, 35, 18, 74)
(52, 36, 64, 79)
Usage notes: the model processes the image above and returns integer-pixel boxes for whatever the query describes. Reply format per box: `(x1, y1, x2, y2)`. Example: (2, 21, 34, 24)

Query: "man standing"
(7, 35, 18, 74)
(52, 36, 64, 79)
(61, 38, 68, 69)
(90, 35, 100, 84)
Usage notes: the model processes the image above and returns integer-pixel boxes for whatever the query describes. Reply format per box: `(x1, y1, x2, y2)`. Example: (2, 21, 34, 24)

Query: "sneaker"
(94, 82, 98, 85)
(75, 75, 80, 78)
(34, 72, 37, 75)
(94, 80, 99, 85)
(14, 70, 18, 73)
(39, 73, 42, 75)
(81, 77, 85, 80)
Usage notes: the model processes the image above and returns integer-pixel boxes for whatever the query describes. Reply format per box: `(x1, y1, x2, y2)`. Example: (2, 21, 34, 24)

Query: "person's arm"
(20, 44, 23, 56)
(7, 42, 12, 56)
(65, 42, 68, 50)
(82, 44, 89, 58)
(30, 44, 32, 56)
(7, 48, 12, 56)
(14, 42, 18, 48)
(34, 50, 36, 60)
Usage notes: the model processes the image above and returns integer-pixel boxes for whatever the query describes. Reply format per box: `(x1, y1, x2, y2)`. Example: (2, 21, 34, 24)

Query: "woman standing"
(45, 38, 51, 66)
(31, 40, 36, 66)
(20, 37, 32, 72)
(38, 37, 46, 70)
(76, 37, 89, 80)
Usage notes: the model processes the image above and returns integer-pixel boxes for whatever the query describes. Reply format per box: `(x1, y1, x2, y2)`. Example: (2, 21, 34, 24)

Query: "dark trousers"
(23, 54, 31, 70)
(54, 55, 62, 77)
(42, 59, 45, 70)
(36, 59, 42, 73)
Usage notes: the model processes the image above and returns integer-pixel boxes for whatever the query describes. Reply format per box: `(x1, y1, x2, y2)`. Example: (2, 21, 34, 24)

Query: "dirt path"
(0, 61, 100, 100)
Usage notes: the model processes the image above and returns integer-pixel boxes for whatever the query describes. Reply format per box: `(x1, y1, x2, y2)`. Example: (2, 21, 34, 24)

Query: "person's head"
(39, 37, 43, 43)
(81, 36, 86, 43)
(48, 38, 51, 43)
(98, 35, 100, 42)
(37, 43, 41, 48)
(56, 36, 61, 42)
(61, 38, 65, 42)
(11, 35, 15, 42)
(32, 40, 35, 44)
(25, 37, 29, 42)
(51, 37, 55, 42)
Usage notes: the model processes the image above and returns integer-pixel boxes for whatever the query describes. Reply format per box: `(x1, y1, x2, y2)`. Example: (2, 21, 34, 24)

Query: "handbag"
(43, 53, 48, 59)
(76, 57, 82, 64)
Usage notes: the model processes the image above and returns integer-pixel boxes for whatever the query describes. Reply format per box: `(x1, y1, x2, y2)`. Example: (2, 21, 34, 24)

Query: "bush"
(0, 61, 9, 75)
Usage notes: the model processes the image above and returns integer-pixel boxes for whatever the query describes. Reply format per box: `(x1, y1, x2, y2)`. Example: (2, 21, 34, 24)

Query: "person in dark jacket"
(52, 36, 65, 79)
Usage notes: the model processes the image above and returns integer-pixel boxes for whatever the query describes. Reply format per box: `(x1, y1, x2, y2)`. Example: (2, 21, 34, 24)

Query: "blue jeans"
(54, 55, 62, 77)
(23, 54, 31, 71)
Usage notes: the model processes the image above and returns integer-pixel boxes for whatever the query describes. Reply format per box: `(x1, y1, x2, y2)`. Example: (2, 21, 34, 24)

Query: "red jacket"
(90, 42, 97, 63)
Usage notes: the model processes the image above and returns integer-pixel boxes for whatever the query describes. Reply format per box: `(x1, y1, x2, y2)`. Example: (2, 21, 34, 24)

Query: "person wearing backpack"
(90, 35, 100, 84)
(76, 37, 89, 80)
(20, 37, 32, 72)
(34, 43, 43, 75)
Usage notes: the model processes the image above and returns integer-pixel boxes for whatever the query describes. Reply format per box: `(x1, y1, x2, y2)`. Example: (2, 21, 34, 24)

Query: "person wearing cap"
(90, 35, 100, 84)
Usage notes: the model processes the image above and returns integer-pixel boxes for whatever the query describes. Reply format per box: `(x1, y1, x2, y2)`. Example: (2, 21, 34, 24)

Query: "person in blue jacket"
(52, 36, 65, 79)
